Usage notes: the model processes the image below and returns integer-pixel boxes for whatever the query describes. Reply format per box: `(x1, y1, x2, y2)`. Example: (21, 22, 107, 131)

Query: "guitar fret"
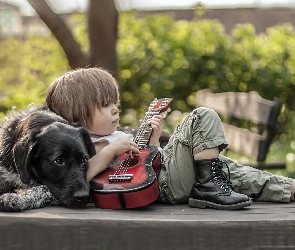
(134, 110, 159, 147)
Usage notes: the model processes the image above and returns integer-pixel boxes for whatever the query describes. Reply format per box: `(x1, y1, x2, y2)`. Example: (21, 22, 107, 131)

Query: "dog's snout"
(74, 190, 89, 204)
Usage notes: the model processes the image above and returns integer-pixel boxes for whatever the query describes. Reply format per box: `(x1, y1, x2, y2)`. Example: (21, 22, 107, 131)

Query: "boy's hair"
(45, 67, 119, 126)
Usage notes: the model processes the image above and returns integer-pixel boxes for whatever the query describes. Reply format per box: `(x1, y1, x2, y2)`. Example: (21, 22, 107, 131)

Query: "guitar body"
(90, 146, 161, 209)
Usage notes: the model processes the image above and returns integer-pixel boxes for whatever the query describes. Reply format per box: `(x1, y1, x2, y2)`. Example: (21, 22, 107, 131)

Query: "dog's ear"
(79, 128, 96, 158)
(13, 136, 38, 184)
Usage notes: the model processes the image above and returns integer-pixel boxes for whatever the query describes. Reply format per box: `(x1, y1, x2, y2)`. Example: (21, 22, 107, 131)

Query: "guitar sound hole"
(127, 155, 140, 168)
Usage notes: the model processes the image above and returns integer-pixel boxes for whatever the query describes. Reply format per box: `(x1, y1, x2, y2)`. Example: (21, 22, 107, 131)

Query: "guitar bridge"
(108, 174, 133, 182)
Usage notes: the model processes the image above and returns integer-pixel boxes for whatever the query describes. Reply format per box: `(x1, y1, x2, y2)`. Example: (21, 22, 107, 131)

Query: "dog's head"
(12, 122, 96, 208)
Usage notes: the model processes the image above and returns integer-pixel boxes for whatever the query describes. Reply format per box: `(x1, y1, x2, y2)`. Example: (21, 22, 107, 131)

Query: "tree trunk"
(28, 0, 88, 69)
(88, 0, 118, 77)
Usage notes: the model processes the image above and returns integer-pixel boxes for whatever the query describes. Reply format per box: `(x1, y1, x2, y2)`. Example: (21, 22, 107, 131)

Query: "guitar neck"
(133, 98, 173, 149)
(134, 110, 160, 149)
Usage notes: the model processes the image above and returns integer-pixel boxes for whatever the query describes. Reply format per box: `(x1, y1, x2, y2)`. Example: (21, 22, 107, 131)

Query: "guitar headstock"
(148, 98, 173, 114)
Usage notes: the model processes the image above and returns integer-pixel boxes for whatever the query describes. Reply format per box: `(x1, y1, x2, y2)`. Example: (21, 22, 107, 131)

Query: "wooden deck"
(0, 202, 295, 250)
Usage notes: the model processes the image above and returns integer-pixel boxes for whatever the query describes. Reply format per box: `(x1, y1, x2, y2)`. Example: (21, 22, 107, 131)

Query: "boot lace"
(211, 159, 233, 192)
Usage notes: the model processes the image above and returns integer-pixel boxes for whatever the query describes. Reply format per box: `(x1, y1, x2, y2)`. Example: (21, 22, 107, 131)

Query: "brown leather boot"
(189, 158, 252, 210)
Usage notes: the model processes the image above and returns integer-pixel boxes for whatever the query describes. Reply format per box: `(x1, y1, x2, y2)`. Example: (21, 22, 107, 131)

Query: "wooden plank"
(0, 202, 295, 250)
(196, 90, 278, 125)
(222, 123, 265, 161)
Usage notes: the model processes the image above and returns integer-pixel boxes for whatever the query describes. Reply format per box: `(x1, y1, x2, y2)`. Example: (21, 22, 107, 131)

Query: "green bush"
(2, 13, 295, 121)
(0, 35, 69, 119)
(117, 13, 295, 130)
(118, 13, 231, 119)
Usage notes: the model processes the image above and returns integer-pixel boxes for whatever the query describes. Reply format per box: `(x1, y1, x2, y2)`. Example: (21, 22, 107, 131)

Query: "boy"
(45, 67, 295, 210)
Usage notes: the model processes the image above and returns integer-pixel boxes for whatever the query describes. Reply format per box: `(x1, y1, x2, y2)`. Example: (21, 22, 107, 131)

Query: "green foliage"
(229, 24, 295, 115)
(2, 13, 295, 125)
(117, 13, 295, 131)
(0, 38, 22, 89)
(118, 12, 230, 120)
(0, 14, 88, 121)
(0, 34, 70, 118)
(69, 14, 89, 53)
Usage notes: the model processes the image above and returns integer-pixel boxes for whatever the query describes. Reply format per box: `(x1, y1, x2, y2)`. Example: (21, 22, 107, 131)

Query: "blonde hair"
(45, 68, 119, 126)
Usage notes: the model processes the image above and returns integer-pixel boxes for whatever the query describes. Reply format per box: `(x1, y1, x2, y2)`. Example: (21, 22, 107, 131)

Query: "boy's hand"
(105, 138, 140, 157)
(147, 115, 163, 147)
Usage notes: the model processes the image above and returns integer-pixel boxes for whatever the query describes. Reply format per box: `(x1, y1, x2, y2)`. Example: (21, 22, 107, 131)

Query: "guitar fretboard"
(134, 110, 160, 149)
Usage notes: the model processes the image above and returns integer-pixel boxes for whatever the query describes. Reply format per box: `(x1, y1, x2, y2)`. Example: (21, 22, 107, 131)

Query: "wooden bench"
(1, 202, 295, 250)
(195, 89, 286, 169)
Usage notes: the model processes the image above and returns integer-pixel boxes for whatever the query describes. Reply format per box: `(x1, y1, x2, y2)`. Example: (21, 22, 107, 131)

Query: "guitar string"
(115, 112, 153, 176)
(135, 111, 159, 147)
(113, 105, 164, 178)
(114, 111, 153, 178)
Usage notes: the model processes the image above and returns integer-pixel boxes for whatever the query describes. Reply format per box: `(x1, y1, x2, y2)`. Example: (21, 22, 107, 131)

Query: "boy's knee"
(194, 107, 220, 120)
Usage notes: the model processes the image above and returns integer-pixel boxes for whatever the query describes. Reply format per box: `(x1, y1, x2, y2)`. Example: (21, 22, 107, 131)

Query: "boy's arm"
(86, 138, 140, 182)
(87, 145, 116, 182)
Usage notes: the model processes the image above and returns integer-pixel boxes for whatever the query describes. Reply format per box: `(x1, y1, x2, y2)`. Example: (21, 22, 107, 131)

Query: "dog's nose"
(74, 191, 89, 204)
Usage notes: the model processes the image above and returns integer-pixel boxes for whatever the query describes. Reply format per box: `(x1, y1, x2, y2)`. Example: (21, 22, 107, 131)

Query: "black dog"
(0, 106, 96, 211)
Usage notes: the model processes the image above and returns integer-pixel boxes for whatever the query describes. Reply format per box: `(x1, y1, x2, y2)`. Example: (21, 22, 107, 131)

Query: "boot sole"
(188, 198, 252, 210)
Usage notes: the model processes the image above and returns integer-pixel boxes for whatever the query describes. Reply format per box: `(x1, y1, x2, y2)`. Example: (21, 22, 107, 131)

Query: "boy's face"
(86, 103, 120, 136)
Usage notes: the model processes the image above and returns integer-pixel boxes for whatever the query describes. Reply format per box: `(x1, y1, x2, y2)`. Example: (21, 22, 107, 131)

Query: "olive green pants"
(157, 107, 293, 204)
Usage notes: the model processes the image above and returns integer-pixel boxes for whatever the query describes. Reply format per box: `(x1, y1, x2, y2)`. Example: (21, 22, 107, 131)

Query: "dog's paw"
(0, 193, 25, 212)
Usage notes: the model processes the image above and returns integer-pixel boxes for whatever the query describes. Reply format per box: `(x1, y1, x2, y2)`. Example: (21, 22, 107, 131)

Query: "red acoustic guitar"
(90, 98, 173, 209)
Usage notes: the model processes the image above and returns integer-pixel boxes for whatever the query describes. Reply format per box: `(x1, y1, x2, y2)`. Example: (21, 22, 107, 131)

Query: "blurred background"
(1, 0, 295, 176)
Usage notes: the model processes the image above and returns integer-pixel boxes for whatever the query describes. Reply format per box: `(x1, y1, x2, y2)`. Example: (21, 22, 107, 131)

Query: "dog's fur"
(0, 106, 96, 211)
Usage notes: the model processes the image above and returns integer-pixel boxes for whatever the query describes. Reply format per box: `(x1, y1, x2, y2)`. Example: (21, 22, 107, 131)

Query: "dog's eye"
(54, 158, 64, 165)
(81, 157, 88, 164)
